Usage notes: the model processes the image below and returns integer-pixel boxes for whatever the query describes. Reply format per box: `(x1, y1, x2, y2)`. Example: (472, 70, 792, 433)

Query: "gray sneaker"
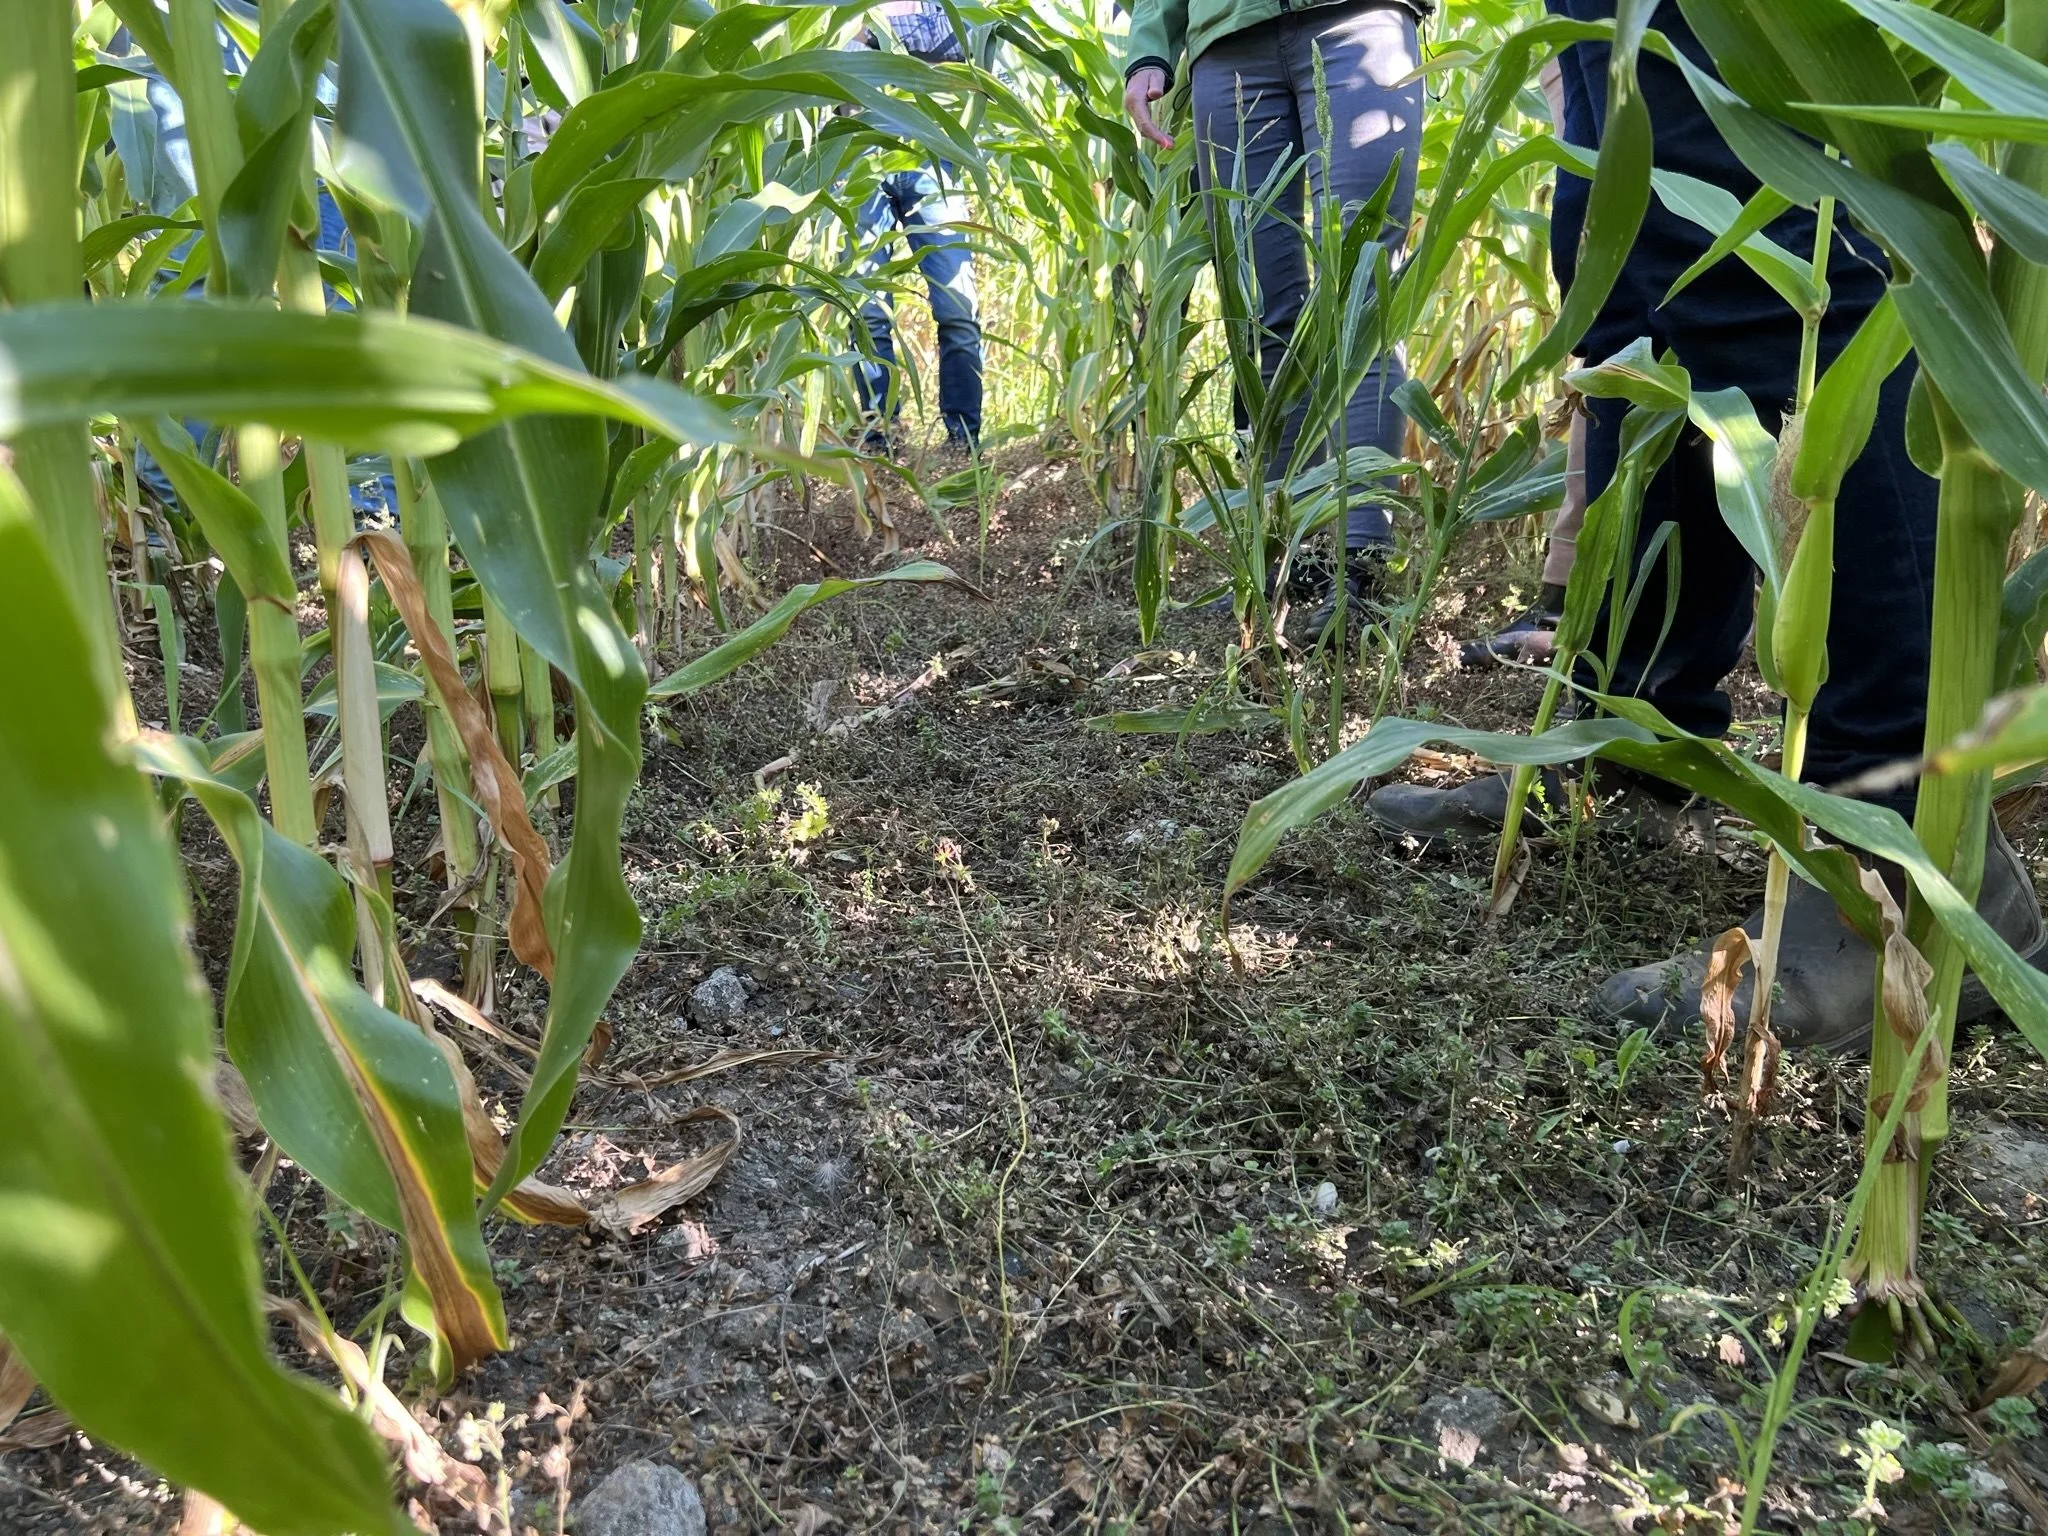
(1367, 769, 1706, 847)
(1593, 822, 2048, 1052)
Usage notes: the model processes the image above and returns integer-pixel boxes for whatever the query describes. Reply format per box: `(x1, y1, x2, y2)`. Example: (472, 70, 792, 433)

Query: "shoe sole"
(1363, 804, 1505, 843)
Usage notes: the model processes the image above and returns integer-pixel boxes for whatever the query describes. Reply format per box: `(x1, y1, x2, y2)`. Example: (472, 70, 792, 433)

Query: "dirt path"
(8, 446, 2048, 1534)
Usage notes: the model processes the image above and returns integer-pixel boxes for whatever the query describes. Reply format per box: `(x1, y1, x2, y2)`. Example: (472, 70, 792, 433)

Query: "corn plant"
(0, 0, 1004, 1522)
(1226, 0, 2048, 1417)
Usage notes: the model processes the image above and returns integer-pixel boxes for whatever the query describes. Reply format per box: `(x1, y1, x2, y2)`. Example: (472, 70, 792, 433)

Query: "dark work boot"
(1367, 768, 1707, 847)
(1457, 582, 1567, 668)
(1593, 822, 2048, 1052)
(1299, 545, 1390, 639)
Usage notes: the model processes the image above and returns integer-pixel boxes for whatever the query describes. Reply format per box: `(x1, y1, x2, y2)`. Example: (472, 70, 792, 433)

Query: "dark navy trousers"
(1549, 0, 1937, 793)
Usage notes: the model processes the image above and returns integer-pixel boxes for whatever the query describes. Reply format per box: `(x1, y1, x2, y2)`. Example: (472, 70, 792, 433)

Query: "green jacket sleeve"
(1123, 0, 1185, 82)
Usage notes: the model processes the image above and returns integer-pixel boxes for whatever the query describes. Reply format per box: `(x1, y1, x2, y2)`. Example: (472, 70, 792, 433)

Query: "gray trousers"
(1190, 1, 1421, 549)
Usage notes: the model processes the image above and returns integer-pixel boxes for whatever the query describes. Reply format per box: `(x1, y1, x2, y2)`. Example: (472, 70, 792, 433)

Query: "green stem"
(1488, 674, 1565, 909)
(1849, 398, 2014, 1330)
(237, 425, 319, 845)
(267, 35, 394, 940)
(482, 591, 525, 768)
(1795, 195, 1836, 415)
(0, 1, 126, 715)
(394, 461, 483, 979)
(519, 639, 557, 817)
(1915, 3, 2048, 1163)
(1731, 705, 1808, 1178)
(631, 489, 653, 657)
(167, 0, 242, 236)
(1742, 1022, 1938, 1535)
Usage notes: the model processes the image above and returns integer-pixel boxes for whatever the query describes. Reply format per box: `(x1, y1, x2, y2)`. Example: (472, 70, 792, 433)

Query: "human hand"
(1123, 66, 1173, 149)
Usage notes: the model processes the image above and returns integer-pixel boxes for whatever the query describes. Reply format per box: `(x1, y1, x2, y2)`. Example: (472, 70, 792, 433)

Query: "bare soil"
(6, 443, 2047, 1534)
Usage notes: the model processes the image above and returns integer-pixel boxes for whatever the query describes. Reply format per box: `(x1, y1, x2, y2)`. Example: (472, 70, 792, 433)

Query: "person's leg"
(1287, 0, 1422, 553)
(1191, 19, 1309, 455)
(1565, 3, 2043, 1043)
(851, 180, 902, 437)
(1801, 360, 1936, 789)
(897, 166, 984, 446)
(1543, 415, 1587, 595)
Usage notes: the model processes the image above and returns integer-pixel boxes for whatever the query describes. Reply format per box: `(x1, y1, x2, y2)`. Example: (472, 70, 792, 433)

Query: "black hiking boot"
(1201, 546, 1351, 619)
(1366, 768, 1708, 847)
(1457, 581, 1566, 669)
(1297, 545, 1391, 639)
(1458, 605, 1562, 668)
(1593, 821, 2048, 1052)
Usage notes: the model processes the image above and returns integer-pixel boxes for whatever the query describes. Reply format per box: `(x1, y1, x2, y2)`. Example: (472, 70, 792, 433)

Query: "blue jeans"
(1550, 0, 1936, 795)
(853, 167, 984, 444)
(1189, 1, 1422, 552)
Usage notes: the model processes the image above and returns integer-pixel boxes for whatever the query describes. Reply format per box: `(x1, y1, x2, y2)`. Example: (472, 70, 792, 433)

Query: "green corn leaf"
(1652, 170, 1817, 315)
(1465, 420, 1570, 525)
(1558, 404, 1687, 659)
(1466, 444, 1569, 525)
(79, 212, 200, 272)
(1806, 105, 2048, 142)
(606, 436, 680, 521)
(131, 424, 297, 607)
(531, 52, 976, 218)
(1392, 377, 1464, 457)
(215, 0, 334, 297)
(303, 661, 424, 719)
(530, 172, 664, 302)
(649, 561, 972, 698)
(1926, 688, 2048, 777)
(101, 0, 178, 80)
(1673, 56, 2048, 502)
(1226, 718, 1653, 901)
(1788, 294, 1912, 505)
(1226, 696, 1880, 932)
(1998, 547, 2048, 692)
(336, 0, 647, 1204)
(1567, 338, 1693, 413)
(1836, 0, 2048, 119)
(1930, 141, 2048, 265)
(0, 469, 403, 1536)
(1771, 772, 2048, 1059)
(1660, 182, 1796, 306)
(1503, 0, 1656, 395)
(136, 733, 506, 1372)
(0, 302, 742, 455)
(1685, 386, 1783, 596)
(517, 0, 599, 108)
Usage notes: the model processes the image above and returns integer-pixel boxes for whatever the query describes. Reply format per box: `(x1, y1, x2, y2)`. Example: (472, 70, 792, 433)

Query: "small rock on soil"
(687, 965, 751, 1025)
(1421, 1386, 1510, 1469)
(574, 1460, 706, 1536)
(1958, 1124, 2048, 1217)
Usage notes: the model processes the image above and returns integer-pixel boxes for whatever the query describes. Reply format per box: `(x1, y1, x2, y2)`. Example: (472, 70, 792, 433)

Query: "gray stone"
(688, 966, 750, 1025)
(1421, 1387, 1510, 1468)
(574, 1461, 707, 1536)
(1964, 1464, 2010, 1503)
(1311, 1181, 1339, 1219)
(1958, 1125, 2048, 1217)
